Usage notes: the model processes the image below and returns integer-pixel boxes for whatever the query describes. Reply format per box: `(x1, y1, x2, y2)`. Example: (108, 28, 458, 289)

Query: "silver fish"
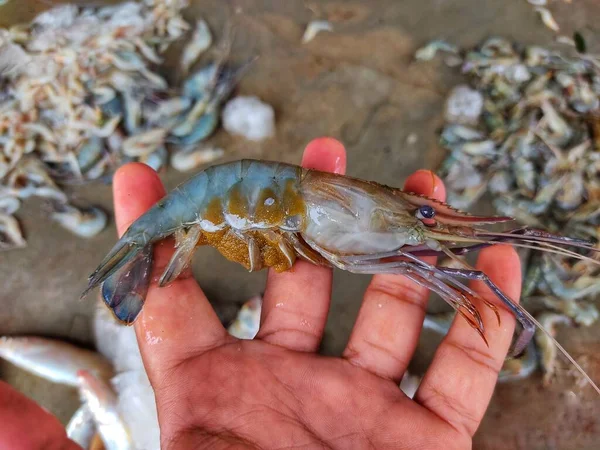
(77, 370, 133, 450)
(66, 405, 97, 449)
(0, 336, 114, 386)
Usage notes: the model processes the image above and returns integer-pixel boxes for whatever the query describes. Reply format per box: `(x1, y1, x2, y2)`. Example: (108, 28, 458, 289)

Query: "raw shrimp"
(82, 159, 600, 393)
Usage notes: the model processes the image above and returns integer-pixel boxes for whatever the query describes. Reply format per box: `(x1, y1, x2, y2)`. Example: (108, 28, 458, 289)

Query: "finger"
(343, 170, 446, 382)
(112, 163, 229, 380)
(256, 137, 346, 351)
(0, 381, 81, 450)
(415, 245, 521, 437)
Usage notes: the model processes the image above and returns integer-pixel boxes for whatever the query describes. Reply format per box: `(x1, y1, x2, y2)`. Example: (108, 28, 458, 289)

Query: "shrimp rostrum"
(82, 159, 600, 392)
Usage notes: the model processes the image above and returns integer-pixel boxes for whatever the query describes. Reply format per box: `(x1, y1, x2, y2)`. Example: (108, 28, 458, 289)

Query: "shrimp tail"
(81, 234, 143, 299)
(100, 244, 153, 324)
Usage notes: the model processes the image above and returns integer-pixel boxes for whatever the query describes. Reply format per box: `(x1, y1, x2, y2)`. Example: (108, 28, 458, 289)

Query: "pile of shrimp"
(0, 0, 242, 250)
(415, 35, 600, 386)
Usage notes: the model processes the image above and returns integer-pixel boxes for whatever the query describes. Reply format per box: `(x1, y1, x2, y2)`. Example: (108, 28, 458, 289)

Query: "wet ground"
(1, 0, 600, 448)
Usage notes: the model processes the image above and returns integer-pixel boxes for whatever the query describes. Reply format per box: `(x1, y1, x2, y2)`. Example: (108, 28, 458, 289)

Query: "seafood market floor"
(2, 0, 600, 448)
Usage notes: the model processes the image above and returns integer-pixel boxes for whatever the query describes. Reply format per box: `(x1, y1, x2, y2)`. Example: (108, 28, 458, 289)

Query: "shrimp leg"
(159, 225, 203, 287)
(333, 249, 533, 355)
(332, 258, 488, 344)
(436, 267, 535, 357)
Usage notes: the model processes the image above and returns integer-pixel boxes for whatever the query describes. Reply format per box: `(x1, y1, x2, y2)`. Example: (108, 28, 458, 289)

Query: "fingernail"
(333, 155, 345, 174)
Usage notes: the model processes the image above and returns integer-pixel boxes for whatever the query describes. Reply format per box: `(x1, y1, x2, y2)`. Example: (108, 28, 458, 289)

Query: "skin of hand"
(0, 137, 522, 450)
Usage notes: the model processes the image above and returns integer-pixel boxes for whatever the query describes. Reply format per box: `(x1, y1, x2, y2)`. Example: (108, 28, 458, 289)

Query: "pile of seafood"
(0, 295, 262, 450)
(0, 0, 252, 250)
(416, 36, 600, 385)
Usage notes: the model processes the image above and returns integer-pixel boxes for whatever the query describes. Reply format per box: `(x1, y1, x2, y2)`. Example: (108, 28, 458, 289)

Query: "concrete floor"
(1, 0, 600, 448)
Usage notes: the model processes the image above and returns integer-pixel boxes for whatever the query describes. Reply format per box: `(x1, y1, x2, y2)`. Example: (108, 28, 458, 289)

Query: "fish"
(0, 336, 114, 386)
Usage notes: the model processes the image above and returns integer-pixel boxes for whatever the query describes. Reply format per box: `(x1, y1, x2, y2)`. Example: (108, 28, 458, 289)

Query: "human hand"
(0, 380, 80, 450)
(112, 137, 522, 449)
(0, 138, 521, 450)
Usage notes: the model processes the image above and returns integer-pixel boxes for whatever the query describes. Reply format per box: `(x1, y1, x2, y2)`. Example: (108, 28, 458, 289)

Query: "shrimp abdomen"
(84, 160, 307, 323)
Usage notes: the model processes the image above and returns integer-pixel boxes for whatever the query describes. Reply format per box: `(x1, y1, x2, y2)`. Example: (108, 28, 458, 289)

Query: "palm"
(110, 137, 521, 450)
(155, 339, 465, 449)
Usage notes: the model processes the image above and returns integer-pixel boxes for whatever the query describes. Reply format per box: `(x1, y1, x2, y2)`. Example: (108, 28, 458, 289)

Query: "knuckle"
(256, 327, 321, 351)
(445, 338, 503, 374)
(420, 383, 481, 438)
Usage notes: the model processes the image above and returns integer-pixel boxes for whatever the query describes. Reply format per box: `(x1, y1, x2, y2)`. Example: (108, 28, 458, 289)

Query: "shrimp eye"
(416, 205, 436, 226)
(416, 205, 436, 220)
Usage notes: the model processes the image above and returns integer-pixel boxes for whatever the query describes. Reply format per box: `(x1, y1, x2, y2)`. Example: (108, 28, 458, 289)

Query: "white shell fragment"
(555, 35, 576, 47)
(414, 40, 459, 61)
(228, 295, 262, 339)
(0, 39, 31, 76)
(399, 371, 422, 399)
(0, 213, 26, 250)
(527, 0, 547, 5)
(444, 84, 484, 125)
(505, 63, 531, 83)
(32, 4, 79, 30)
(535, 7, 560, 32)
(302, 20, 333, 44)
(222, 96, 275, 141)
(180, 19, 212, 74)
(171, 146, 224, 172)
(0, 196, 20, 215)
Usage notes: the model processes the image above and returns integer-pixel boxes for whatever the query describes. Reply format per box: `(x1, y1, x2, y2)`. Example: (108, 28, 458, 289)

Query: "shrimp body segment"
(83, 159, 599, 367)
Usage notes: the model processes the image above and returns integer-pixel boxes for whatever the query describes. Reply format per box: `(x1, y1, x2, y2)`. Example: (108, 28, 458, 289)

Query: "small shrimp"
(498, 341, 539, 383)
(122, 128, 168, 157)
(81, 159, 600, 394)
(535, 312, 571, 385)
(424, 312, 540, 383)
(180, 19, 212, 75)
(50, 203, 108, 238)
(170, 146, 224, 172)
(414, 40, 459, 61)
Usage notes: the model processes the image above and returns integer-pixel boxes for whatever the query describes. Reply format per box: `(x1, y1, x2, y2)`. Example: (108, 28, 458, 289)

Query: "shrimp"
(82, 159, 600, 393)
